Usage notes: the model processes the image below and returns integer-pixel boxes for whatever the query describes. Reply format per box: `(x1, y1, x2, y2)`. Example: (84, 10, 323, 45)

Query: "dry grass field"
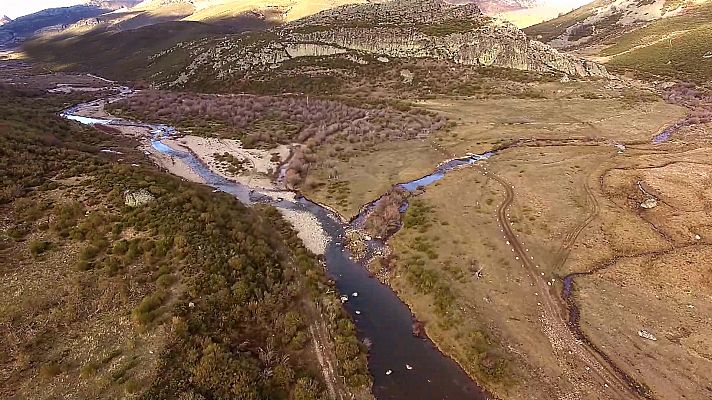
(307, 78, 711, 399)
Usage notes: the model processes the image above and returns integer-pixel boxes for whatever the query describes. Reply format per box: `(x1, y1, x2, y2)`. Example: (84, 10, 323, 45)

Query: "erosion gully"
(62, 92, 491, 399)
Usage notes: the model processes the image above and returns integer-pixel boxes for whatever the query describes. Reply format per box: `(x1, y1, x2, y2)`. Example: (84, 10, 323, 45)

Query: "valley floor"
(4, 53, 711, 400)
(303, 80, 712, 400)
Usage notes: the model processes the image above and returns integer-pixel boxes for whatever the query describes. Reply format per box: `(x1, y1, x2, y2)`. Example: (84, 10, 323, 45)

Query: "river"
(62, 92, 491, 400)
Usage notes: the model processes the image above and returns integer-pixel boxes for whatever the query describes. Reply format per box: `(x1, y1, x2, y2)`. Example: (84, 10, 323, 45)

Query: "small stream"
(62, 95, 491, 400)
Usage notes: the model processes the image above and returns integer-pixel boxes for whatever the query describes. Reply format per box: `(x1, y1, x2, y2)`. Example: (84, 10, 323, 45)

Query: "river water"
(62, 97, 491, 400)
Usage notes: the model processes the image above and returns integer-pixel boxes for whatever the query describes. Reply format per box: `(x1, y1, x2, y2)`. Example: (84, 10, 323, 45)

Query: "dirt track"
(482, 163, 650, 400)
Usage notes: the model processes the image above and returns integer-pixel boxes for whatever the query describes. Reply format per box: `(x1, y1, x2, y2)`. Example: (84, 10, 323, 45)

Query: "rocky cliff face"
(293, 0, 483, 27)
(156, 0, 610, 87)
(288, 20, 608, 77)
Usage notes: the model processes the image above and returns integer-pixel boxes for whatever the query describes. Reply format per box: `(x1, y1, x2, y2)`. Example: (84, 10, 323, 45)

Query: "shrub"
(133, 291, 167, 325)
(29, 240, 52, 257)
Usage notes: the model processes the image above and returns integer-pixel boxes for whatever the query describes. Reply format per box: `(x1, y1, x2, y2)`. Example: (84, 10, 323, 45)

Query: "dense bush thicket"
(107, 90, 447, 187)
(363, 188, 409, 239)
(661, 83, 712, 136)
(1, 84, 370, 398)
(0, 85, 109, 203)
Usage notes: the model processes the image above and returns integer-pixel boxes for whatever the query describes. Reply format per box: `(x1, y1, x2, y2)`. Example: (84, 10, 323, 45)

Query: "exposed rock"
(278, 208, 329, 255)
(638, 330, 658, 341)
(400, 69, 414, 84)
(536, 0, 693, 50)
(293, 0, 483, 26)
(640, 198, 658, 209)
(124, 189, 155, 207)
(290, 22, 610, 77)
(158, 0, 611, 88)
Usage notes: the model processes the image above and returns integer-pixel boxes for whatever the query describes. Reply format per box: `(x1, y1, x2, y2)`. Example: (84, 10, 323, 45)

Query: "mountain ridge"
(152, 0, 609, 89)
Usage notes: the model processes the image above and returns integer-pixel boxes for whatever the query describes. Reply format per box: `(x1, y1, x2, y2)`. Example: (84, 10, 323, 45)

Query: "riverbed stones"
(124, 189, 155, 207)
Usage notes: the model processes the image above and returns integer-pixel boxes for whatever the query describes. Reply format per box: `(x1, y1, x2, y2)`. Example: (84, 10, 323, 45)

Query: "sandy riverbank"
(279, 208, 330, 255)
(163, 135, 289, 189)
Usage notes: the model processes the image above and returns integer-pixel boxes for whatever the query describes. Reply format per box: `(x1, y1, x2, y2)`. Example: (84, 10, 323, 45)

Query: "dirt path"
(309, 320, 341, 400)
(482, 164, 650, 400)
(552, 173, 600, 273)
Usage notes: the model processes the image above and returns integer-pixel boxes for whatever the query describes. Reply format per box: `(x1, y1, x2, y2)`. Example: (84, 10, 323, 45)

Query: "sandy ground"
(74, 99, 115, 119)
(48, 85, 109, 94)
(163, 135, 289, 191)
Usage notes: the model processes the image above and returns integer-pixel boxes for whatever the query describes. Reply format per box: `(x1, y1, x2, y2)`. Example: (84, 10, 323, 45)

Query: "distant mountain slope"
(0, 1, 141, 46)
(185, 0, 374, 23)
(0, 15, 11, 26)
(23, 20, 231, 79)
(602, 1, 712, 82)
(470, 0, 538, 14)
(24, 0, 610, 84)
(9, 1, 374, 44)
(525, 0, 712, 82)
(1, 5, 111, 41)
(473, 0, 595, 27)
(525, 0, 707, 49)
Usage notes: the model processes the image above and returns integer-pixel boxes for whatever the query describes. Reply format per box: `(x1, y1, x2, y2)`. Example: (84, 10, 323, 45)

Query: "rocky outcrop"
(640, 198, 658, 209)
(158, 0, 611, 87)
(290, 20, 609, 77)
(124, 189, 155, 207)
(294, 0, 483, 27)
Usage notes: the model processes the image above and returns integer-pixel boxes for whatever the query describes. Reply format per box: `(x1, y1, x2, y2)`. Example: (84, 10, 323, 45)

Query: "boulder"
(640, 198, 658, 209)
(124, 189, 155, 207)
(638, 330, 657, 341)
(400, 69, 414, 84)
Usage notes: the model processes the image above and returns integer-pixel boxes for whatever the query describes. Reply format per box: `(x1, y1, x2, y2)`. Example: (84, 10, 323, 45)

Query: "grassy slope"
(604, 2, 712, 82)
(23, 21, 229, 81)
(185, 0, 369, 23)
(0, 79, 369, 398)
(523, 0, 612, 42)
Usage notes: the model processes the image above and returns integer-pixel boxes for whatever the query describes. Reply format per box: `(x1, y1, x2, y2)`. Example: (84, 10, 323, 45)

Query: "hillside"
(525, 0, 708, 48)
(479, 0, 595, 27)
(23, 0, 610, 86)
(602, 1, 712, 82)
(525, 0, 712, 81)
(149, 0, 608, 91)
(0, 1, 142, 46)
(0, 62, 370, 399)
(23, 21, 231, 81)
